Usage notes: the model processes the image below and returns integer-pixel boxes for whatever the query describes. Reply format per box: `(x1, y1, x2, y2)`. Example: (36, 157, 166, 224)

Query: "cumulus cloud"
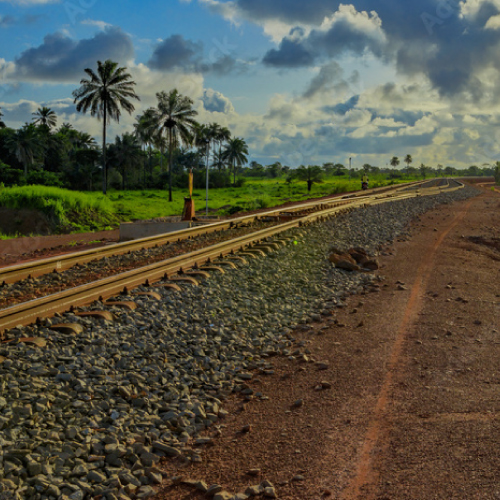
(303, 61, 350, 99)
(263, 6, 387, 68)
(202, 89, 235, 113)
(148, 33, 243, 75)
(9, 27, 134, 83)
(205, 0, 500, 102)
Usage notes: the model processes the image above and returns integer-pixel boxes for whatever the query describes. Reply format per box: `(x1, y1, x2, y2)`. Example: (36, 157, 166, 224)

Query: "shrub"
(26, 170, 65, 188)
(0, 185, 118, 230)
(0, 162, 23, 186)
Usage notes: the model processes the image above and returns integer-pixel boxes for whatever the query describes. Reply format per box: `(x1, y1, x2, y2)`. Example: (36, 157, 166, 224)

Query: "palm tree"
(222, 137, 249, 186)
(294, 165, 323, 192)
(108, 133, 143, 189)
(206, 123, 220, 166)
(134, 108, 157, 187)
(0, 106, 5, 129)
(32, 106, 57, 129)
(215, 125, 231, 171)
(390, 156, 400, 169)
(6, 124, 43, 178)
(73, 59, 140, 195)
(151, 89, 198, 201)
(404, 154, 412, 176)
(419, 163, 430, 179)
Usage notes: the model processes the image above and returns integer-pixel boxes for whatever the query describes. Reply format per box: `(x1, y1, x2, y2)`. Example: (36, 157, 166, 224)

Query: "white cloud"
(484, 14, 500, 29)
(81, 19, 113, 30)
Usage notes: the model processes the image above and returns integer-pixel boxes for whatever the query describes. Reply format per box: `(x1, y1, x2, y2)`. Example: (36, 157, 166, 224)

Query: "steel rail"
(0, 183, 462, 335)
(0, 179, 429, 285)
(0, 196, 361, 285)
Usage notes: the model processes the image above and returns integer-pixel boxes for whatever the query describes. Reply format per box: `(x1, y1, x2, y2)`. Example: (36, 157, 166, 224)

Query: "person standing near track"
(362, 172, 369, 190)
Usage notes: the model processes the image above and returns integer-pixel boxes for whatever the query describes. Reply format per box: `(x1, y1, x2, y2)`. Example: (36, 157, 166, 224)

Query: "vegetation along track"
(0, 179, 462, 338)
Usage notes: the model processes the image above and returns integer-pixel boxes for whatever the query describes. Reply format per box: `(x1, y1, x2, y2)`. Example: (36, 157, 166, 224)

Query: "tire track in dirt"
(342, 197, 475, 500)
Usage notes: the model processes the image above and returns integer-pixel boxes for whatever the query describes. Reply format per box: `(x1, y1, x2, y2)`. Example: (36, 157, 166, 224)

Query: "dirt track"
(154, 185, 500, 499)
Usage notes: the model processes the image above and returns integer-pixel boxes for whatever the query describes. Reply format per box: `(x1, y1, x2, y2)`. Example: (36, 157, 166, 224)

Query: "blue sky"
(2, 0, 500, 168)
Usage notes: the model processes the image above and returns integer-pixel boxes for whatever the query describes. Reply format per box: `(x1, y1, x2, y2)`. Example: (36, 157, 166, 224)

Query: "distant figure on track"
(362, 173, 369, 190)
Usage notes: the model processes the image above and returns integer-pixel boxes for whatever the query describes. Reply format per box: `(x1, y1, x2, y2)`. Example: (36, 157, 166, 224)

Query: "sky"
(1, 0, 500, 169)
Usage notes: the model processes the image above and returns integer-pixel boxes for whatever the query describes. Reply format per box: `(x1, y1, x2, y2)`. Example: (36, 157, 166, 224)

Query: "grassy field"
(102, 174, 407, 220)
(0, 174, 426, 238)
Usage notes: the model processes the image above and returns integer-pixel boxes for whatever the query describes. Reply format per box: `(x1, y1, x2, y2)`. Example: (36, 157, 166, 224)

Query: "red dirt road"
(155, 186, 500, 500)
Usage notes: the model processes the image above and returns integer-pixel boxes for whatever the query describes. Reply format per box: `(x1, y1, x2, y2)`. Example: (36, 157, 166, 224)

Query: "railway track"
(0, 180, 424, 285)
(0, 179, 463, 338)
(0, 178, 476, 500)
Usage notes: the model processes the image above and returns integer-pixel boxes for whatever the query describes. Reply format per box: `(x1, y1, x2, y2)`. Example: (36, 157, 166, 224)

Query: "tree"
(249, 161, 264, 177)
(390, 156, 400, 169)
(419, 163, 430, 179)
(322, 162, 335, 175)
(73, 59, 140, 195)
(222, 137, 249, 186)
(206, 122, 221, 169)
(494, 161, 500, 185)
(214, 125, 231, 170)
(152, 89, 198, 201)
(5, 124, 43, 178)
(333, 163, 347, 176)
(134, 108, 158, 187)
(0, 107, 5, 129)
(266, 161, 282, 178)
(32, 106, 57, 129)
(404, 154, 412, 176)
(108, 133, 143, 189)
(295, 165, 323, 192)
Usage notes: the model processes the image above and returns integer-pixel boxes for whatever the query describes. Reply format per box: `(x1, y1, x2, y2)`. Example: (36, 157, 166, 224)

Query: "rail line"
(0, 181, 422, 285)
(0, 179, 463, 337)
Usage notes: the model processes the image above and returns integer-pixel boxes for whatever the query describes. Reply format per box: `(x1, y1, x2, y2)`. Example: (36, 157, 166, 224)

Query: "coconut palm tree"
(222, 137, 249, 186)
(134, 108, 157, 187)
(72, 59, 140, 195)
(390, 156, 400, 169)
(6, 123, 44, 178)
(151, 89, 198, 201)
(32, 106, 57, 129)
(108, 132, 143, 190)
(205, 122, 223, 169)
(404, 154, 412, 176)
(215, 125, 231, 171)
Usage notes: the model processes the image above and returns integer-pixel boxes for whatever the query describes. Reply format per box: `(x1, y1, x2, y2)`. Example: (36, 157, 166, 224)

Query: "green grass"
(0, 174, 422, 237)
(93, 174, 416, 220)
(0, 185, 120, 233)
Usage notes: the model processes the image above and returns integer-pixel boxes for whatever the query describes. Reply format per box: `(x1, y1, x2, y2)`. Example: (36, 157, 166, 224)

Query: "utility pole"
(349, 157, 351, 180)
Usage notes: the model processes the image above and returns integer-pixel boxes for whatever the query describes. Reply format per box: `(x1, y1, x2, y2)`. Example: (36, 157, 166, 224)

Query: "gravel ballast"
(0, 186, 479, 500)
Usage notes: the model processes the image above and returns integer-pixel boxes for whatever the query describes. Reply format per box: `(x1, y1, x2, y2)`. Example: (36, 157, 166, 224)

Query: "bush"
(0, 185, 118, 230)
(26, 170, 65, 188)
(388, 171, 403, 179)
(0, 162, 23, 186)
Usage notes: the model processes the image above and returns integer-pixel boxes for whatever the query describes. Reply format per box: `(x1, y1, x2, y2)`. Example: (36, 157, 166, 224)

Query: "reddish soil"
(153, 185, 500, 499)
